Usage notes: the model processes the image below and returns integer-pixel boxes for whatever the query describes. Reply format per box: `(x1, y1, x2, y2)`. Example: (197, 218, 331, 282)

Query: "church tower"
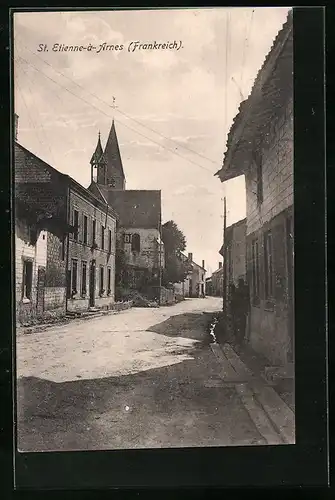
(102, 120, 126, 190)
(90, 132, 107, 185)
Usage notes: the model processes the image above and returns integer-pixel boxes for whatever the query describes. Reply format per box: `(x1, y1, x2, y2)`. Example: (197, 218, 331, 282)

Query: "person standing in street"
(234, 278, 250, 348)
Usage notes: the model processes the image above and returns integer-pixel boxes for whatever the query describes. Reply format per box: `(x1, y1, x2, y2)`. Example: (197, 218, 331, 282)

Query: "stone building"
(88, 121, 164, 297)
(215, 12, 294, 367)
(15, 141, 119, 320)
(66, 179, 118, 312)
(183, 254, 206, 298)
(210, 263, 224, 297)
(15, 143, 69, 324)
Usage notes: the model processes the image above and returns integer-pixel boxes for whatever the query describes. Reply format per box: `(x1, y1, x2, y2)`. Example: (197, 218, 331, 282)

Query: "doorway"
(89, 259, 96, 307)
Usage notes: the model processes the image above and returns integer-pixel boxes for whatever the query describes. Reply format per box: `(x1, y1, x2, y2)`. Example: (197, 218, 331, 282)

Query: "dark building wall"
(246, 206, 294, 365)
(67, 189, 117, 312)
(45, 232, 67, 315)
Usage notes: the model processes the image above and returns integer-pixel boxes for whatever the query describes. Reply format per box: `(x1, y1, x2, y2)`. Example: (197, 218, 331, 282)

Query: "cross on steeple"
(112, 96, 118, 120)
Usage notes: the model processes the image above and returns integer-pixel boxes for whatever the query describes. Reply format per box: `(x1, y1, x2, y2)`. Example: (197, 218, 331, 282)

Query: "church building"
(88, 121, 164, 298)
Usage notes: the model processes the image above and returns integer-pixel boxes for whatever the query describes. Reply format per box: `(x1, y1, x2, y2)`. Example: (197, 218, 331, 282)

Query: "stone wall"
(245, 98, 293, 236)
(67, 189, 117, 313)
(118, 227, 164, 269)
(45, 232, 67, 316)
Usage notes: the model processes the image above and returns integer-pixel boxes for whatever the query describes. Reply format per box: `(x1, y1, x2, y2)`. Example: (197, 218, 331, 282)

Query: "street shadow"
(147, 312, 215, 344)
(16, 343, 266, 452)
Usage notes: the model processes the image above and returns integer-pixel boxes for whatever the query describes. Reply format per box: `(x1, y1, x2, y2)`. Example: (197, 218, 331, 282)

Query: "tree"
(161, 221, 192, 285)
(162, 220, 186, 254)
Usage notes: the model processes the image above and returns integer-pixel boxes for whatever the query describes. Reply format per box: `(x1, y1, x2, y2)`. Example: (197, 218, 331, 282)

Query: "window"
(99, 266, 104, 294)
(22, 260, 33, 300)
(71, 259, 78, 294)
(124, 234, 131, 244)
(73, 209, 79, 241)
(256, 156, 263, 205)
(107, 267, 111, 295)
(101, 225, 105, 250)
(108, 229, 112, 253)
(131, 233, 141, 252)
(264, 231, 274, 298)
(83, 215, 88, 245)
(81, 261, 87, 296)
(251, 239, 260, 301)
(92, 219, 96, 244)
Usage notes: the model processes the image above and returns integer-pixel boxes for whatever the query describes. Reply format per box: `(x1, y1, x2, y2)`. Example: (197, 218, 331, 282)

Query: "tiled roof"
(97, 187, 161, 229)
(215, 10, 293, 181)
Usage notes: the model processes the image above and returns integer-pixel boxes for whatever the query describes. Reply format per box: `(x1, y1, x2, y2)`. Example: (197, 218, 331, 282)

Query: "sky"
(13, 7, 291, 276)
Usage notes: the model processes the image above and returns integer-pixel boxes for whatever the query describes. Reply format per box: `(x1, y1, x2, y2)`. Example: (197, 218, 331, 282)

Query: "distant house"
(219, 218, 247, 303)
(183, 254, 206, 298)
(88, 121, 164, 298)
(215, 12, 293, 366)
(15, 141, 118, 320)
(210, 263, 224, 297)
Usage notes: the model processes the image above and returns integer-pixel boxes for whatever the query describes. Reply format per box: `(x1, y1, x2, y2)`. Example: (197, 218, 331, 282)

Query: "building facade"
(15, 141, 119, 321)
(15, 142, 69, 324)
(215, 12, 293, 367)
(66, 182, 118, 312)
(184, 254, 206, 298)
(210, 263, 224, 297)
(88, 121, 164, 298)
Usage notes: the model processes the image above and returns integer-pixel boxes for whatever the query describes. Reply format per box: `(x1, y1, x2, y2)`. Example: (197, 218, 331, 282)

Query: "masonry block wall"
(67, 189, 117, 313)
(45, 232, 67, 316)
(246, 97, 293, 237)
(118, 227, 164, 270)
(245, 97, 294, 366)
(15, 220, 47, 324)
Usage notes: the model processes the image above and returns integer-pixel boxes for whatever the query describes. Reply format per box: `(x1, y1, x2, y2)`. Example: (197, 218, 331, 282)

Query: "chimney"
(188, 252, 193, 262)
(219, 262, 222, 269)
(14, 113, 19, 141)
(202, 260, 205, 269)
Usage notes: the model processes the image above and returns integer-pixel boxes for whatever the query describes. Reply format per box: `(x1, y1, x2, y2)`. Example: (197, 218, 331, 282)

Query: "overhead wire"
(15, 53, 218, 175)
(14, 37, 219, 166)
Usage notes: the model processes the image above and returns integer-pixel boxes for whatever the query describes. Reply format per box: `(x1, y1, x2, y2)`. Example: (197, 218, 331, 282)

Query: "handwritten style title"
(37, 40, 183, 54)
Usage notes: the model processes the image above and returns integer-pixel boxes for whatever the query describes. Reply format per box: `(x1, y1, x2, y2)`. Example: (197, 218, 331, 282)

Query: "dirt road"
(16, 297, 266, 451)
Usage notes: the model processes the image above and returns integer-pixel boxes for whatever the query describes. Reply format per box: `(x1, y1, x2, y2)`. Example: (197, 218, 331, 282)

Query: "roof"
(215, 10, 293, 182)
(180, 252, 206, 272)
(15, 142, 118, 221)
(104, 120, 125, 179)
(94, 187, 161, 229)
(90, 133, 106, 165)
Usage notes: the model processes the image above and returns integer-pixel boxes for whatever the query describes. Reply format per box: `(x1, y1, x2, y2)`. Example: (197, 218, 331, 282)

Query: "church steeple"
(90, 132, 107, 184)
(102, 120, 125, 190)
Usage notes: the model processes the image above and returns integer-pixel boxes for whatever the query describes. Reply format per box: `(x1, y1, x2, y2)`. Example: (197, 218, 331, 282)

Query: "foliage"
(162, 220, 186, 253)
(161, 220, 192, 285)
(115, 248, 132, 289)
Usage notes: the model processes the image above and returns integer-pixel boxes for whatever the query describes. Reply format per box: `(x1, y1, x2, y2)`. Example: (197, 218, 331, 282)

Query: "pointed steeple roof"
(90, 132, 105, 165)
(103, 120, 125, 178)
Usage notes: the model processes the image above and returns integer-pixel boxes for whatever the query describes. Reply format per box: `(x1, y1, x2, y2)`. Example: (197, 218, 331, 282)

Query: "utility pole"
(223, 196, 227, 314)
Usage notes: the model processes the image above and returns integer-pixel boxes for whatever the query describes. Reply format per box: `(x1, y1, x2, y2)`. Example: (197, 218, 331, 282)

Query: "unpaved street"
(17, 297, 266, 451)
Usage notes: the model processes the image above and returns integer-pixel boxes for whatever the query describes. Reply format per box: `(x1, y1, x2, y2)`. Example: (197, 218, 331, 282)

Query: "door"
(36, 266, 46, 315)
(89, 260, 96, 307)
(286, 216, 294, 362)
